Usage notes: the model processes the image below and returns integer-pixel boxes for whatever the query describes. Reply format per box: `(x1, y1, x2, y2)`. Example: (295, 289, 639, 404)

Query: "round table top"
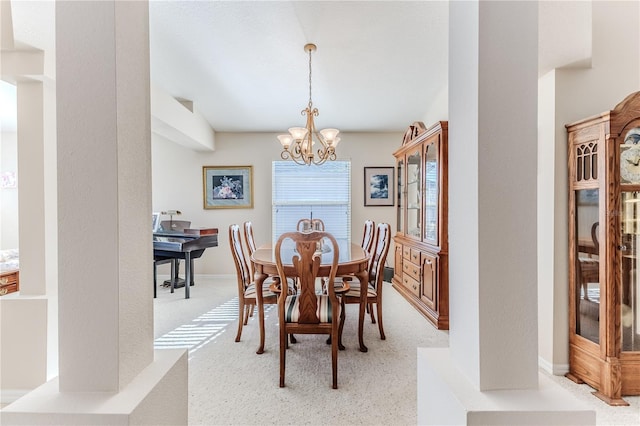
(252, 241, 369, 274)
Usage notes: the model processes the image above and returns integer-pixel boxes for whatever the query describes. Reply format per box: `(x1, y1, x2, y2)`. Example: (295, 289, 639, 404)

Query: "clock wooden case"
(392, 121, 449, 329)
(566, 91, 640, 405)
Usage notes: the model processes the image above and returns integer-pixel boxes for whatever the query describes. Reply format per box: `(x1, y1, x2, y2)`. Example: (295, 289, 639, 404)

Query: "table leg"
(170, 260, 176, 293)
(184, 252, 191, 299)
(356, 270, 369, 352)
(153, 261, 157, 298)
(255, 272, 268, 354)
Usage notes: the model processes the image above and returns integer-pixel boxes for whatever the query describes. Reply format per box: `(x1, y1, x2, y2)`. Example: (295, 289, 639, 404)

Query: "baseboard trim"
(156, 273, 234, 281)
(539, 356, 569, 376)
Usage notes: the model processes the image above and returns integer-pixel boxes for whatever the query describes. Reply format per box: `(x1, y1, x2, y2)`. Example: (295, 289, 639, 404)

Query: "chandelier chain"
(308, 46, 313, 109)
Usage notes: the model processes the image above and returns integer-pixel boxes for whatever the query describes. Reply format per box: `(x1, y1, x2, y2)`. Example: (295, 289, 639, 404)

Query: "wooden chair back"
(369, 223, 392, 291)
(361, 219, 376, 254)
(229, 224, 251, 294)
(275, 231, 339, 324)
(296, 218, 325, 232)
(243, 221, 258, 277)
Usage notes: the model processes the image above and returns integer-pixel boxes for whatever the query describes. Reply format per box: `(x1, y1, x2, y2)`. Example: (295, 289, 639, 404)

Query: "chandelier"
(277, 43, 341, 166)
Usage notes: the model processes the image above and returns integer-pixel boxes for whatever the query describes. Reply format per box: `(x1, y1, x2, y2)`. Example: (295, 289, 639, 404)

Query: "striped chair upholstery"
(283, 293, 340, 323)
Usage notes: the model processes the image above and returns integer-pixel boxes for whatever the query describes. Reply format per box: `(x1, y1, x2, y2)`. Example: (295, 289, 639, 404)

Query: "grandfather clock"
(566, 91, 640, 405)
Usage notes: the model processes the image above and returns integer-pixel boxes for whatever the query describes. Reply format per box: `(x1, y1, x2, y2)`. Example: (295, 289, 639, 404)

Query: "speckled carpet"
(154, 276, 639, 426)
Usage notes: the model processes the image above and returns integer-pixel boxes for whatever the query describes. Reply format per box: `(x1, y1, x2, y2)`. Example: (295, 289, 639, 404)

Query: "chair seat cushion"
(284, 294, 340, 323)
(245, 277, 297, 299)
(336, 281, 376, 298)
(244, 282, 275, 298)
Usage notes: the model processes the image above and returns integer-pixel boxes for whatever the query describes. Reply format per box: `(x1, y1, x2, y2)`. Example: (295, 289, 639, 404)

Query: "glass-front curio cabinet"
(567, 91, 640, 405)
(392, 121, 449, 329)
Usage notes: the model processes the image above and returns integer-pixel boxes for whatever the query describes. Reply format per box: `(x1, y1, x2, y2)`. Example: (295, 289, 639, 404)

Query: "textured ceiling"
(148, 1, 449, 133)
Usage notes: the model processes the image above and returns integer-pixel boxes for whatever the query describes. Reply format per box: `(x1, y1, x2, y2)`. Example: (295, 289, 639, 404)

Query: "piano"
(153, 228, 218, 299)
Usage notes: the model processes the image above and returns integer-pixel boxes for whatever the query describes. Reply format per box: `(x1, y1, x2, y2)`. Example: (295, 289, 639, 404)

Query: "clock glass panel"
(621, 141, 640, 184)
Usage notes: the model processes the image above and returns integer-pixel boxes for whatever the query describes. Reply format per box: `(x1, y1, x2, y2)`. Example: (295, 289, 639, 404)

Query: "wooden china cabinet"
(566, 91, 640, 405)
(392, 121, 448, 330)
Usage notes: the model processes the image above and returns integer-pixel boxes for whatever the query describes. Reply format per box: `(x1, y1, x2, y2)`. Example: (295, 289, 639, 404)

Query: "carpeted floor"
(154, 276, 640, 426)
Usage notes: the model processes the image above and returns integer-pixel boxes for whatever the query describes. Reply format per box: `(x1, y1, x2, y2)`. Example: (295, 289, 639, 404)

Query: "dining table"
(251, 239, 371, 354)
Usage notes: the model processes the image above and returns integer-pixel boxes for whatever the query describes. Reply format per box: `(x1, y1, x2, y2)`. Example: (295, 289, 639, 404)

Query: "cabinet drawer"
(410, 248, 421, 264)
(402, 245, 411, 260)
(0, 270, 19, 296)
(402, 260, 421, 282)
(402, 274, 420, 297)
(0, 282, 18, 296)
(0, 272, 18, 285)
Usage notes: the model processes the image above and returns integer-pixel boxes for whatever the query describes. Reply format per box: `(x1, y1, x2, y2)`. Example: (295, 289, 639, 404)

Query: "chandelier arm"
(281, 150, 292, 161)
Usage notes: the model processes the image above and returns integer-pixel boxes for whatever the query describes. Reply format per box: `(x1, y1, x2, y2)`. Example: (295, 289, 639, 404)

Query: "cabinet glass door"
(424, 140, 439, 244)
(575, 188, 600, 344)
(620, 190, 640, 351)
(619, 127, 640, 352)
(406, 148, 422, 239)
(397, 158, 404, 233)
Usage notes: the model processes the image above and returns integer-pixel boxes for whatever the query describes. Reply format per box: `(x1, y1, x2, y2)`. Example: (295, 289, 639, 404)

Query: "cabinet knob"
(618, 244, 628, 251)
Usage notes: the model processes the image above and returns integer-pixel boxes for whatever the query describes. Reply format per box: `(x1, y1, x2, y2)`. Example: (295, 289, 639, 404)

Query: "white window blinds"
(272, 161, 351, 242)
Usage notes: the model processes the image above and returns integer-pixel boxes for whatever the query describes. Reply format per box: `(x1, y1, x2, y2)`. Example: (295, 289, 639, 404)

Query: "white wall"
(537, 0, 640, 373)
(152, 131, 401, 276)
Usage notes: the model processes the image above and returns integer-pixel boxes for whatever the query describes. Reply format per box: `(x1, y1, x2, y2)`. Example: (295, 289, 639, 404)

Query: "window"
(272, 161, 351, 242)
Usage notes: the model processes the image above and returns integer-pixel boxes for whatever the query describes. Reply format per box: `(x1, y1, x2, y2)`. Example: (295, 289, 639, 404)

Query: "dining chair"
(296, 218, 325, 232)
(274, 230, 346, 389)
(229, 224, 283, 343)
(334, 219, 376, 289)
(341, 219, 375, 275)
(243, 221, 297, 323)
(337, 222, 391, 340)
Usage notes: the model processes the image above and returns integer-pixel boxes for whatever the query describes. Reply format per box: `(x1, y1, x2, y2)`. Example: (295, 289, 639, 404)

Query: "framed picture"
(364, 166, 394, 206)
(152, 212, 161, 232)
(202, 165, 253, 209)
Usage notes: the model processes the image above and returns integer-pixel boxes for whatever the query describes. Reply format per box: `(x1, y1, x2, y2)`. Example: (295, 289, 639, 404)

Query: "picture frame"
(364, 166, 394, 206)
(202, 165, 253, 209)
(152, 212, 161, 232)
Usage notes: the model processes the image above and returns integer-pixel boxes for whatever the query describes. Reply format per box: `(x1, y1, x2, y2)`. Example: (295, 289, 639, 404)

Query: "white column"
(418, 1, 593, 424)
(17, 81, 46, 296)
(450, 0, 540, 390)
(55, 0, 154, 391)
(2, 1, 187, 423)
(0, 0, 50, 400)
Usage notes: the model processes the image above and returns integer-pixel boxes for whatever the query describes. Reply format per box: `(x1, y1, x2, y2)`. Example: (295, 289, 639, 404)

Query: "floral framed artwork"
(202, 166, 253, 209)
(364, 166, 394, 206)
